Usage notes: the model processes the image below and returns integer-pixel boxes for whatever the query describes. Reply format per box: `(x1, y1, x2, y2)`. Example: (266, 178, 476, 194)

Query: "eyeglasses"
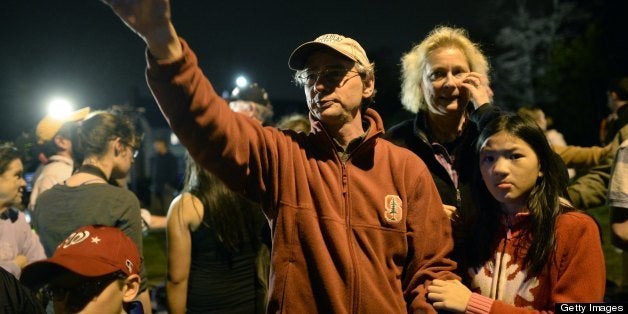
(123, 142, 140, 159)
(296, 67, 361, 87)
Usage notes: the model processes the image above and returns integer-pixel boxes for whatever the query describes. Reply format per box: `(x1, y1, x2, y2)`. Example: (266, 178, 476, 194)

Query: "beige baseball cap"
(288, 34, 370, 70)
(35, 107, 91, 144)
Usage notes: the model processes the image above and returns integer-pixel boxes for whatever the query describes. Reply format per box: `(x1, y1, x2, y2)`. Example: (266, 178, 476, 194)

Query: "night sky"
(0, 0, 489, 142)
(1, 0, 625, 144)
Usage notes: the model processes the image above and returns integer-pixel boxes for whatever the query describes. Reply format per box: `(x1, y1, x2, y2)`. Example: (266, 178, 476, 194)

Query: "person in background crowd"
(517, 106, 566, 147)
(228, 83, 274, 124)
(518, 106, 576, 178)
(29, 107, 90, 210)
(609, 126, 628, 298)
(166, 83, 274, 313)
(100, 1, 457, 312)
(32, 111, 151, 312)
(385, 26, 500, 262)
(276, 113, 311, 134)
(149, 138, 180, 217)
(428, 114, 605, 312)
(564, 77, 628, 209)
(0, 143, 45, 278)
(22, 225, 143, 314)
(167, 155, 267, 313)
(600, 77, 628, 145)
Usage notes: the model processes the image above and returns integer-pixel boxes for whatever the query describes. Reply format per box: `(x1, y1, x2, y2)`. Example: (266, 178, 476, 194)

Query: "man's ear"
(122, 274, 141, 302)
(53, 135, 71, 150)
(113, 137, 124, 157)
(362, 75, 375, 99)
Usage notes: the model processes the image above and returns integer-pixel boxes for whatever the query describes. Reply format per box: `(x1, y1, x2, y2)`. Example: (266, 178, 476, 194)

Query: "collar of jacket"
(412, 104, 478, 146)
(308, 108, 384, 159)
(412, 110, 432, 145)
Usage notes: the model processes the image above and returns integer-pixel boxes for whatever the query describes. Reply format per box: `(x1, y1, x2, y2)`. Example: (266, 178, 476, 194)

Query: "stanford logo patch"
(384, 195, 402, 223)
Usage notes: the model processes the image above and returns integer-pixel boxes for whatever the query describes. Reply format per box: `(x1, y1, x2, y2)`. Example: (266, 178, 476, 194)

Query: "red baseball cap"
(22, 225, 140, 287)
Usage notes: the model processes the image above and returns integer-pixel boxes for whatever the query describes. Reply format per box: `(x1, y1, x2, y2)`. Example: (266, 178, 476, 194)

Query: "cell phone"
(125, 300, 144, 314)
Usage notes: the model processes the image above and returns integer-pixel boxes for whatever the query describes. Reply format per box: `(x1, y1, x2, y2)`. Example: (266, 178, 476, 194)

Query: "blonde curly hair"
(400, 26, 489, 113)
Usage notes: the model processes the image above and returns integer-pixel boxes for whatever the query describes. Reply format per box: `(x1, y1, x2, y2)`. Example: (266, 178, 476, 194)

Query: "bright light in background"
(170, 132, 180, 146)
(47, 98, 74, 119)
(235, 76, 248, 88)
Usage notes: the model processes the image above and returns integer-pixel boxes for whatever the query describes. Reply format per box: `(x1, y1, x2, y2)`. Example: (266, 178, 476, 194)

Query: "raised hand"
(460, 72, 493, 110)
(100, 0, 182, 60)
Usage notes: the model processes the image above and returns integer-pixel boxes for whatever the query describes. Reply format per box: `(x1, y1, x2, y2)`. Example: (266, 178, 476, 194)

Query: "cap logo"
(126, 259, 134, 273)
(316, 34, 345, 43)
(60, 231, 91, 249)
(384, 195, 403, 223)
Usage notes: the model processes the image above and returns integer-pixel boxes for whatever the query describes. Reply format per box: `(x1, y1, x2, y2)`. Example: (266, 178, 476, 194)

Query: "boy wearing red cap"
(21, 225, 142, 314)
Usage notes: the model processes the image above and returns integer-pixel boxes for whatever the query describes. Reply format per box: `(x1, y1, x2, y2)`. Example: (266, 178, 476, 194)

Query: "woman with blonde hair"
(386, 26, 501, 263)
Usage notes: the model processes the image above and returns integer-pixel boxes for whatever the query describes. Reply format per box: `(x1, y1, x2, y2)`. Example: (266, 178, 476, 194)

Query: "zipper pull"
(456, 188, 462, 209)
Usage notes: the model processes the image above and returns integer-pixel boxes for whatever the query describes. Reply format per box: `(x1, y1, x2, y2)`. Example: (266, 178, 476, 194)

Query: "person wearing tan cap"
(29, 107, 90, 210)
(21, 225, 143, 314)
(100, 1, 457, 313)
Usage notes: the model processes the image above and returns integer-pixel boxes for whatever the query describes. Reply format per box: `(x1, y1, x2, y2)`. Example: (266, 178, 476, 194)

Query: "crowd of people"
(0, 0, 627, 313)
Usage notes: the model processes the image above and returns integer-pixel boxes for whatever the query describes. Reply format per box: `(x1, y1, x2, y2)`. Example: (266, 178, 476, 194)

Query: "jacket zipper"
(343, 139, 373, 314)
(456, 188, 462, 210)
(322, 125, 377, 313)
(340, 160, 360, 314)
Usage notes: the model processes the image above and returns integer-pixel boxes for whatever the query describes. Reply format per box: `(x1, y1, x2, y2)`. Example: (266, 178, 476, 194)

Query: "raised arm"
(101, 0, 181, 60)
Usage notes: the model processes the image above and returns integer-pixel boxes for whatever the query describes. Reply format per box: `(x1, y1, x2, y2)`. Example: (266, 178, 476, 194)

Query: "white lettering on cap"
(126, 259, 134, 273)
(316, 34, 345, 43)
(60, 231, 91, 249)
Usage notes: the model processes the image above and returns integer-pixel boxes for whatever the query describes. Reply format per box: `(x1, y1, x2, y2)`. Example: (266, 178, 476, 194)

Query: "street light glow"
(47, 98, 74, 119)
(235, 76, 248, 88)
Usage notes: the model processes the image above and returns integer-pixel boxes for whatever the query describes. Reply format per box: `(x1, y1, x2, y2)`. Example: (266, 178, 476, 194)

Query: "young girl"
(427, 114, 605, 313)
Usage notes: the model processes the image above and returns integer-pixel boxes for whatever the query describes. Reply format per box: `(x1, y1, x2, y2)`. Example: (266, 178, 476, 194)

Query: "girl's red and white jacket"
(465, 211, 605, 314)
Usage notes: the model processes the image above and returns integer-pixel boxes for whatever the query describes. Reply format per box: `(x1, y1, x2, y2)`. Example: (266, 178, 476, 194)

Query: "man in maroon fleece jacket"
(100, 1, 458, 312)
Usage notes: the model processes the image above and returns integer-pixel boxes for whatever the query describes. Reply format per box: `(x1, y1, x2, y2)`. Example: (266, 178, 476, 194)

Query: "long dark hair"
(466, 114, 571, 276)
(182, 154, 264, 258)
